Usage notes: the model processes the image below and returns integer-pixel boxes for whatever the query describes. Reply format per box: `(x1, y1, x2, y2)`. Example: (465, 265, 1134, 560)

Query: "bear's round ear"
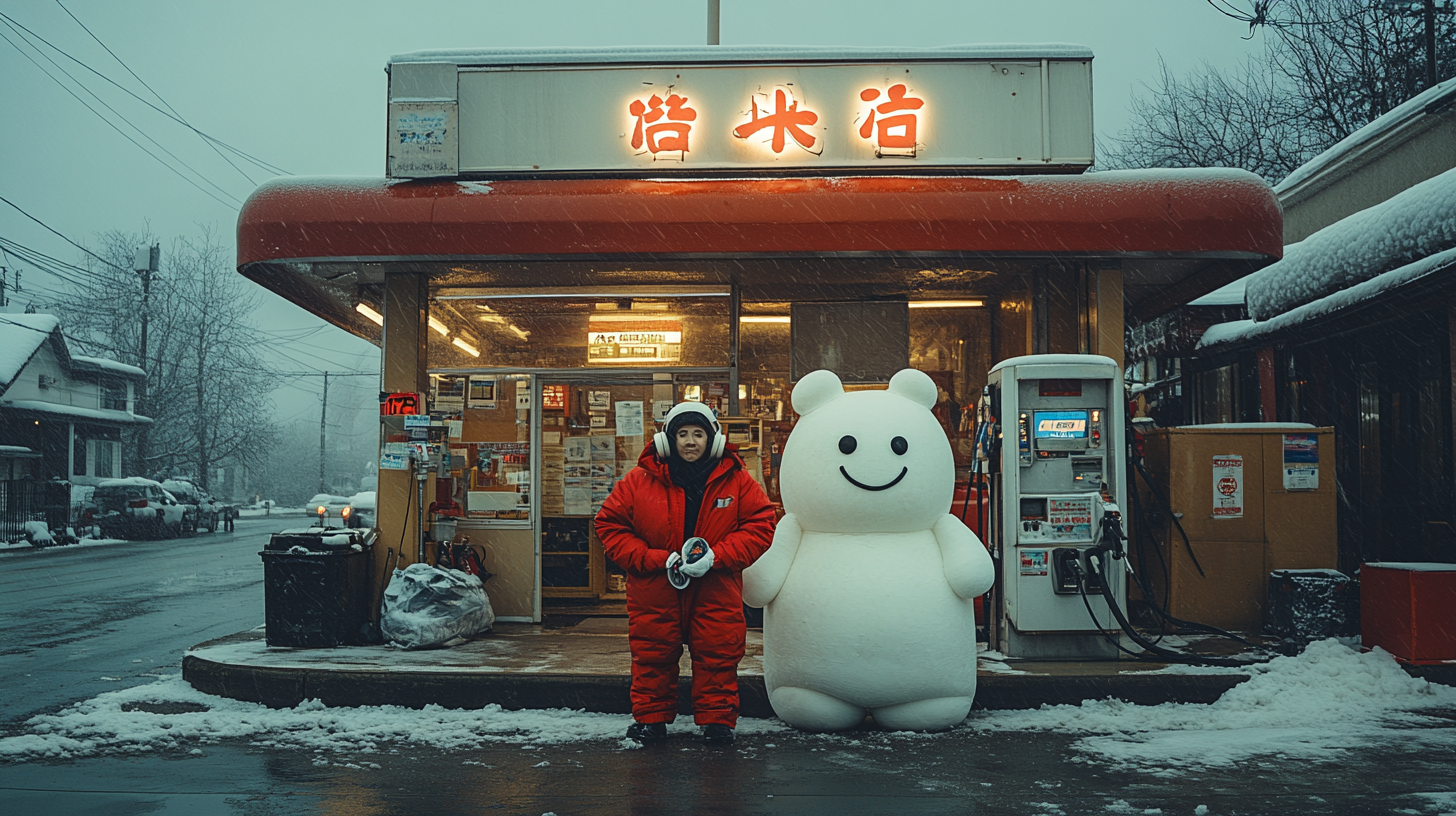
(792, 369, 845, 415)
(888, 368, 938, 409)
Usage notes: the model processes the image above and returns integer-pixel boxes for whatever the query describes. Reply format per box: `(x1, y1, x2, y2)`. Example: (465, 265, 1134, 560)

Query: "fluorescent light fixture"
(355, 302, 384, 325)
(508, 325, 530, 340)
(587, 314, 682, 323)
(451, 337, 480, 357)
(908, 300, 984, 309)
(740, 316, 791, 324)
(427, 315, 449, 336)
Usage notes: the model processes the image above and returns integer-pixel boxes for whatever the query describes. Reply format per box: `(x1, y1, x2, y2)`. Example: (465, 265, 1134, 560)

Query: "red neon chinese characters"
(858, 84, 924, 153)
(733, 88, 819, 154)
(629, 93, 698, 155)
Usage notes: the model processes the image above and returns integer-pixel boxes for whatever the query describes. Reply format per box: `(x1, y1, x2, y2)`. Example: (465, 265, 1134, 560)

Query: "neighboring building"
(1128, 76, 1456, 569)
(0, 313, 152, 487)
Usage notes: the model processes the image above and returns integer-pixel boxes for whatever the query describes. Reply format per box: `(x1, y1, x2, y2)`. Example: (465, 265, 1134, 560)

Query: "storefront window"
(429, 373, 533, 521)
(909, 302, 991, 449)
(427, 289, 730, 370)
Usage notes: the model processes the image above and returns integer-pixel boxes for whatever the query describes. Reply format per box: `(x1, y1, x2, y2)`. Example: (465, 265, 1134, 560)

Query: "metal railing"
(0, 480, 73, 542)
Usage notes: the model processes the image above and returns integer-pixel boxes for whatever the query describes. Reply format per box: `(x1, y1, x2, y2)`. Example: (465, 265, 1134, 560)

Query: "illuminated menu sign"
(586, 322, 683, 365)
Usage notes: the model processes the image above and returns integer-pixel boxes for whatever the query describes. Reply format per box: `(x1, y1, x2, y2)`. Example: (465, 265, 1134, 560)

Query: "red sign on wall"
(380, 392, 422, 416)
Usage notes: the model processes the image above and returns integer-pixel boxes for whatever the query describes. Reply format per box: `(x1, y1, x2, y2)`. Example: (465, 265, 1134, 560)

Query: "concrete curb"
(182, 649, 1250, 716)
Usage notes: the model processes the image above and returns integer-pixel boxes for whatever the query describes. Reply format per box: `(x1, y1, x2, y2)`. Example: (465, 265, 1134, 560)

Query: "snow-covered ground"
(0, 535, 126, 552)
(2, 639, 1451, 773)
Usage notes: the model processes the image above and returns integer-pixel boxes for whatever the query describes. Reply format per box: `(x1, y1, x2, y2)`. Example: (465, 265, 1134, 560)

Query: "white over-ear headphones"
(654, 402, 726, 461)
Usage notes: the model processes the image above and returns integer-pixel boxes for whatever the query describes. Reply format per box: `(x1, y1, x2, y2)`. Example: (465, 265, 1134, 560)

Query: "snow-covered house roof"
(1199, 167, 1456, 351)
(1274, 75, 1456, 198)
(70, 355, 146, 379)
(0, 314, 64, 392)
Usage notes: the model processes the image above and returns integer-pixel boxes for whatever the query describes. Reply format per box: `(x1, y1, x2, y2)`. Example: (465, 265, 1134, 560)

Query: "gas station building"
(236, 46, 1282, 623)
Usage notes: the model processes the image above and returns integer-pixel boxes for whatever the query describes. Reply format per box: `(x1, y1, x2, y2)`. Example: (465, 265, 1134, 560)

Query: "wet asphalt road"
(2, 520, 1455, 815)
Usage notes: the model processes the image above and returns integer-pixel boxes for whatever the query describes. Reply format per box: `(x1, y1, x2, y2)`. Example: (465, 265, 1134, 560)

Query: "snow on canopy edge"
(1188, 275, 1247, 307)
(1274, 75, 1456, 196)
(388, 43, 1095, 67)
(1244, 167, 1456, 321)
(1199, 245, 1456, 350)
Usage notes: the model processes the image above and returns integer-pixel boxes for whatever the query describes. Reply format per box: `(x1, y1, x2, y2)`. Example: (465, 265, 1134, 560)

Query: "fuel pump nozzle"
(1094, 502, 1125, 561)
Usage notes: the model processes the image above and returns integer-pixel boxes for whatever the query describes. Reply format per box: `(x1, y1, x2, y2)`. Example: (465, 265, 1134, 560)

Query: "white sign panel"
(388, 102, 459, 178)
(1212, 455, 1244, 519)
(388, 50, 1093, 176)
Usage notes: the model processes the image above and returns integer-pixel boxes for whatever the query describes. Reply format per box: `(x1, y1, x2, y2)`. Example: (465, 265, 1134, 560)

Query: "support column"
(377, 273, 430, 596)
(1095, 266, 1124, 370)
(1257, 347, 1277, 421)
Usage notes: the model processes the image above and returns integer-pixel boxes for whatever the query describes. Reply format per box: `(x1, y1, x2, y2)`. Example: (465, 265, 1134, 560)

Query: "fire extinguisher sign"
(1212, 455, 1244, 518)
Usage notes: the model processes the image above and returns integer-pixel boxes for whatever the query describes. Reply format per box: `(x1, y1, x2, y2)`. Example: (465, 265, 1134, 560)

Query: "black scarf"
(669, 451, 717, 541)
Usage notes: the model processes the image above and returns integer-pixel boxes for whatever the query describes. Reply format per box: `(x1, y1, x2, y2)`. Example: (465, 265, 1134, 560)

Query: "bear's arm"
(932, 513, 996, 600)
(742, 512, 802, 607)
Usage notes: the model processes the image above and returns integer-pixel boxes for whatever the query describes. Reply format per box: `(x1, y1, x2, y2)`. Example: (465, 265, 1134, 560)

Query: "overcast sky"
(0, 0, 1266, 422)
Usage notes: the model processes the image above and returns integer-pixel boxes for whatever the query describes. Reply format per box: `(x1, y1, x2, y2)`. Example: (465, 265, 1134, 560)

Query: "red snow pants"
(627, 573, 747, 727)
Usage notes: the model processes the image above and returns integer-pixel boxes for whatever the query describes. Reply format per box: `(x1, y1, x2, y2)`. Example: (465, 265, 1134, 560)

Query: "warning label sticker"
(1047, 496, 1094, 540)
(1212, 455, 1244, 518)
(1020, 550, 1049, 576)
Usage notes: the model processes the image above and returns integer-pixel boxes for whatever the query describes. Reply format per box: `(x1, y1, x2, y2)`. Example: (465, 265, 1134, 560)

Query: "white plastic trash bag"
(381, 562, 495, 649)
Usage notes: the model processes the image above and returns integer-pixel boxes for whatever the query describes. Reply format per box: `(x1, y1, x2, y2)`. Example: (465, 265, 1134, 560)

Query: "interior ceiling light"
(740, 316, 791, 324)
(508, 326, 530, 340)
(587, 313, 681, 323)
(427, 315, 449, 336)
(451, 337, 480, 357)
(908, 300, 984, 309)
(355, 302, 384, 325)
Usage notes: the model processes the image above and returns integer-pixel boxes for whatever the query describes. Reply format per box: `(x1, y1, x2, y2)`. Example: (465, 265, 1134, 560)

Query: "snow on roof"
(0, 399, 154, 426)
(97, 477, 162, 488)
(0, 314, 61, 388)
(1187, 275, 1246, 307)
(70, 355, 146, 378)
(389, 43, 1095, 67)
(0, 445, 39, 457)
(1199, 245, 1456, 350)
(1275, 75, 1456, 196)
(1244, 167, 1456, 322)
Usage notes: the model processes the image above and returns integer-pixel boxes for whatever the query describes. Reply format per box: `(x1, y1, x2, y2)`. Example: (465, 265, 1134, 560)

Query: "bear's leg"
(870, 696, 973, 732)
(769, 686, 866, 732)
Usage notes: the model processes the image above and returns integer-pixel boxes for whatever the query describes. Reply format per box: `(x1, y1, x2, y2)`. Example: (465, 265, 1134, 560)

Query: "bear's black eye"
(838, 435, 857, 455)
(891, 436, 908, 455)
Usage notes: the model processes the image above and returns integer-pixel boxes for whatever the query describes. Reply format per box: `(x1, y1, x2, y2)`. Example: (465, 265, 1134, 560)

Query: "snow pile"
(1245, 167, 1456, 321)
(23, 520, 53, 546)
(972, 639, 1456, 774)
(0, 676, 787, 760)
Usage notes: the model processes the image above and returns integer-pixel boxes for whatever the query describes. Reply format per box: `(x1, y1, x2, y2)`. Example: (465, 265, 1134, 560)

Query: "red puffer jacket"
(595, 442, 775, 724)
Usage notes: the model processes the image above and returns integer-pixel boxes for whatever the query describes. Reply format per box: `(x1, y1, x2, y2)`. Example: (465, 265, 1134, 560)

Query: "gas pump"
(984, 354, 1127, 660)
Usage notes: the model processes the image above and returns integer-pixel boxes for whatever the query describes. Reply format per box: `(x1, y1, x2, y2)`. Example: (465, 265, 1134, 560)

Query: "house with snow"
(0, 313, 152, 485)
(1128, 76, 1456, 569)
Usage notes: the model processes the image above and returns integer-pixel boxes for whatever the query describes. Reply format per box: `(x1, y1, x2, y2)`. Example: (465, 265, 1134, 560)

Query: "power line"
(0, 8, 288, 178)
(0, 20, 242, 209)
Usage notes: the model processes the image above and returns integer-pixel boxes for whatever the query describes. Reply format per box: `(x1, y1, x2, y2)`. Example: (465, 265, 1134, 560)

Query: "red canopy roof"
(237, 172, 1282, 265)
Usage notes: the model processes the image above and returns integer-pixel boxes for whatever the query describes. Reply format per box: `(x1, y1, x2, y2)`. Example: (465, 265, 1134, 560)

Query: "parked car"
(304, 493, 352, 523)
(341, 491, 376, 529)
(90, 478, 194, 540)
(162, 479, 223, 533)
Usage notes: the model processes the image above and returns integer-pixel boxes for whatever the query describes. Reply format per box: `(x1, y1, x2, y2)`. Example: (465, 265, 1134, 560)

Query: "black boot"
(703, 724, 735, 744)
(625, 721, 667, 744)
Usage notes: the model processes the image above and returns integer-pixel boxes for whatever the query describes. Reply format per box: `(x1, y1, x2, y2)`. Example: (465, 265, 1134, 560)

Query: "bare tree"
(52, 227, 275, 488)
(1104, 0, 1456, 182)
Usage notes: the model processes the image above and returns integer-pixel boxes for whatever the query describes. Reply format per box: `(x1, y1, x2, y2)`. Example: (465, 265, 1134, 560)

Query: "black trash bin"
(1267, 569, 1359, 640)
(261, 527, 374, 647)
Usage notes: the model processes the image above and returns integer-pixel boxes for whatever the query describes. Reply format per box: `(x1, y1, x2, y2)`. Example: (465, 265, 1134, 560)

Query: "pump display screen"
(1033, 410, 1089, 439)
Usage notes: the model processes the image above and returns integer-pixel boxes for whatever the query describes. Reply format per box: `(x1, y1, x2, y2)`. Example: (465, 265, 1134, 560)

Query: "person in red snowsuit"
(595, 402, 775, 745)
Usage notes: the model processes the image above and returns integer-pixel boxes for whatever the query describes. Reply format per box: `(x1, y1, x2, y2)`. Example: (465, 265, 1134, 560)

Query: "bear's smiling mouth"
(839, 466, 908, 492)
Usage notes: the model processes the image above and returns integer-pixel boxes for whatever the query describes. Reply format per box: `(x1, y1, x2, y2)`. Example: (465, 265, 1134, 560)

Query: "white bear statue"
(743, 368, 995, 732)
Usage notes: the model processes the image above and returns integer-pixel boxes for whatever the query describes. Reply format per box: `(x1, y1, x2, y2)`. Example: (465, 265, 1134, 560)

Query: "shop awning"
(237, 170, 1282, 338)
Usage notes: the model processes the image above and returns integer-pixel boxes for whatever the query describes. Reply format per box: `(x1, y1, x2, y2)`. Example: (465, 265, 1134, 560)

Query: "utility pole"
(319, 370, 330, 494)
(708, 0, 720, 45)
(133, 245, 159, 477)
(1, 267, 8, 307)
(1425, 0, 1438, 89)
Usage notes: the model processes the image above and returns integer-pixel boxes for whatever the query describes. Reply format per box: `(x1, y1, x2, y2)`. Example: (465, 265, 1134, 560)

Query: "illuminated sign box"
(586, 320, 683, 365)
(387, 45, 1093, 177)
